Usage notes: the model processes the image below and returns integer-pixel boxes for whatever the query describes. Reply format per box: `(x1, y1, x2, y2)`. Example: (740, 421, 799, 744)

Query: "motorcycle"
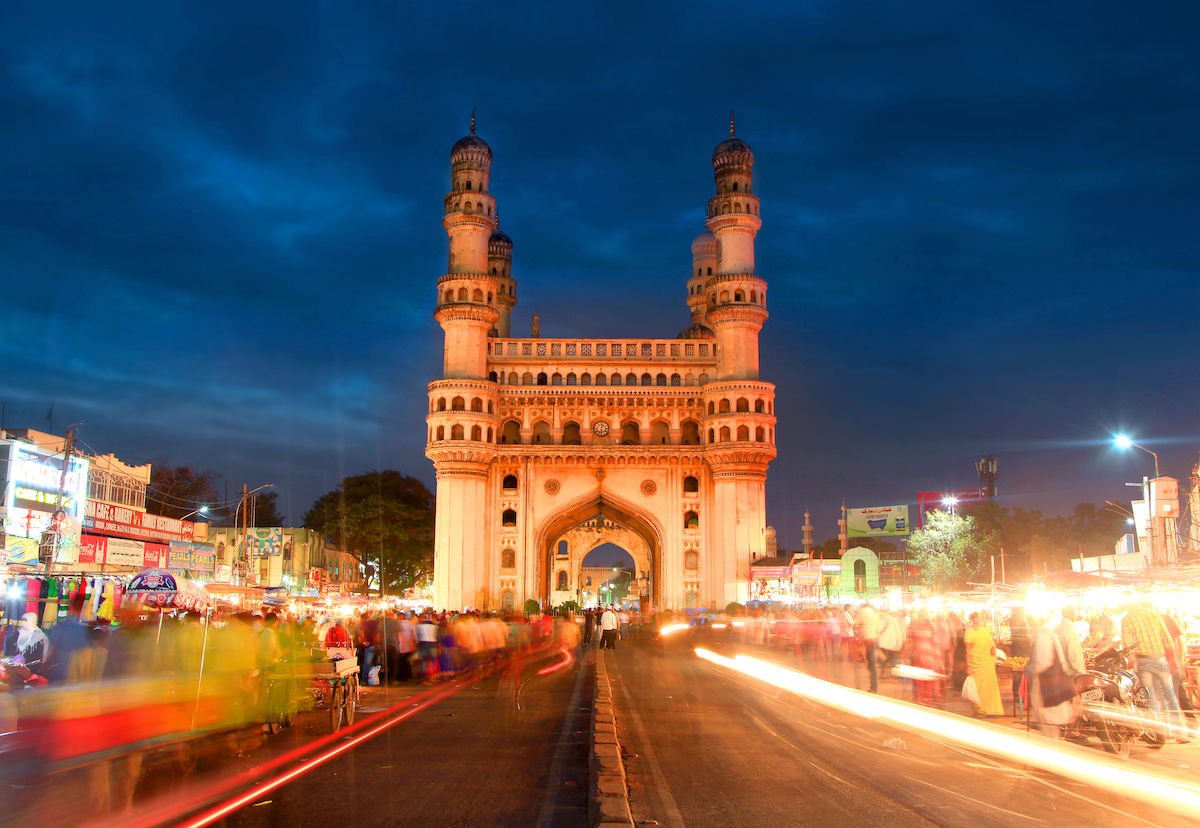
(1072, 646, 1166, 756)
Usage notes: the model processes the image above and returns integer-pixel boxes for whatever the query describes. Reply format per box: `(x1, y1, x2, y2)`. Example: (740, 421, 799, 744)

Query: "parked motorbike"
(1073, 646, 1166, 756)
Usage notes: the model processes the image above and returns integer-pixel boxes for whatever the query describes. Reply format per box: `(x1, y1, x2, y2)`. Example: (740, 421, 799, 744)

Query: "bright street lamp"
(1113, 435, 1160, 478)
(179, 505, 209, 521)
(942, 496, 959, 542)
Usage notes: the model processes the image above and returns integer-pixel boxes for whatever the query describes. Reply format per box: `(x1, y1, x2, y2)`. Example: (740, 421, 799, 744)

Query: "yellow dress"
(964, 625, 1005, 715)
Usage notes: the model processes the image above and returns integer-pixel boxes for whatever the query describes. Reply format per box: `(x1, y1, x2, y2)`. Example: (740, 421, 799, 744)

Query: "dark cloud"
(2, 1, 1197, 538)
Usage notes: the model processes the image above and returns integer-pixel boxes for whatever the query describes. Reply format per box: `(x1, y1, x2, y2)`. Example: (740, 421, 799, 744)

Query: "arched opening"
(650, 420, 671, 444)
(501, 548, 516, 569)
(719, 426, 731, 442)
(503, 473, 518, 490)
(551, 372, 563, 386)
(708, 428, 715, 443)
(684, 591, 698, 609)
(734, 290, 744, 302)
(508, 371, 518, 385)
(754, 399, 764, 413)
(536, 372, 548, 385)
(436, 425, 445, 440)
(670, 373, 681, 386)
(471, 397, 483, 412)
(500, 590, 515, 612)
(501, 420, 522, 444)
(489, 371, 498, 383)
(684, 549, 699, 570)
(854, 559, 867, 595)
(610, 373, 622, 386)
(450, 424, 465, 440)
(532, 421, 552, 444)
(566, 372, 577, 385)
(626, 373, 637, 386)
(562, 421, 582, 445)
(655, 373, 667, 386)
(596, 373, 607, 386)
(719, 399, 731, 413)
(470, 425, 482, 441)
(522, 372, 533, 385)
(556, 570, 569, 591)
(755, 426, 765, 442)
(683, 475, 699, 493)
(502, 509, 517, 527)
(681, 420, 701, 445)
(580, 372, 592, 386)
(437, 398, 447, 412)
(452, 396, 465, 410)
(736, 425, 750, 441)
(707, 401, 715, 415)
(640, 373, 652, 386)
(684, 510, 699, 530)
(487, 427, 493, 442)
(558, 540, 569, 557)
(620, 421, 641, 445)
(736, 397, 749, 412)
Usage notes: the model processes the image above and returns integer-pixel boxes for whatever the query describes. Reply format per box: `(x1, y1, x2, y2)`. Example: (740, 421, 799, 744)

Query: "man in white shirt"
(600, 606, 619, 650)
(855, 604, 881, 693)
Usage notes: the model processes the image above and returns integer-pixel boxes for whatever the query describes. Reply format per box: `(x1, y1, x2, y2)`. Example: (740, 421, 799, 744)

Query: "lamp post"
(1113, 435, 1160, 478)
(179, 505, 209, 521)
(942, 496, 959, 543)
(234, 483, 274, 584)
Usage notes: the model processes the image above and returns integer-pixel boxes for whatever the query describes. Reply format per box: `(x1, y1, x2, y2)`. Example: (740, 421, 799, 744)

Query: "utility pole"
(43, 426, 78, 576)
(242, 483, 249, 584)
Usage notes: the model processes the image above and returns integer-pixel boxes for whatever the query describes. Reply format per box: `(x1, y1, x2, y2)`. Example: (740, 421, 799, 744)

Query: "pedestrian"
(963, 612, 1004, 717)
(416, 613, 439, 683)
(582, 608, 595, 645)
(1054, 608, 1086, 676)
(907, 610, 940, 706)
(877, 609, 904, 672)
(854, 603, 880, 693)
(45, 591, 91, 683)
(600, 605, 619, 650)
(1026, 613, 1076, 737)
(1121, 600, 1189, 742)
(14, 612, 48, 670)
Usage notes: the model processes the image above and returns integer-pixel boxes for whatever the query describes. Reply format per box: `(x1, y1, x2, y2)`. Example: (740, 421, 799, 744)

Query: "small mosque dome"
(712, 135, 753, 166)
(451, 133, 492, 162)
(677, 321, 716, 340)
(691, 230, 717, 253)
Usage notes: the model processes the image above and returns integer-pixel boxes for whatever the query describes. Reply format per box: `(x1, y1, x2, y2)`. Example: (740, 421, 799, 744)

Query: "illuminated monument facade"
(426, 117, 775, 611)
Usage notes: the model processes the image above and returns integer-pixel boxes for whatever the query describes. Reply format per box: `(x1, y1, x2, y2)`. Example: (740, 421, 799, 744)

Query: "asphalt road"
(611, 632, 1196, 828)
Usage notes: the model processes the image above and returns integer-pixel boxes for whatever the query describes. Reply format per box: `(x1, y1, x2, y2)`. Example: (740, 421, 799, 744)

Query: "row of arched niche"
(489, 371, 708, 387)
(429, 420, 774, 446)
(431, 393, 773, 415)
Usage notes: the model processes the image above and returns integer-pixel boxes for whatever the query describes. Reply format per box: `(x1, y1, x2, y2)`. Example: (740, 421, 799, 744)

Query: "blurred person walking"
(1027, 614, 1077, 737)
(1121, 601, 1189, 742)
(855, 603, 881, 693)
(963, 612, 1004, 717)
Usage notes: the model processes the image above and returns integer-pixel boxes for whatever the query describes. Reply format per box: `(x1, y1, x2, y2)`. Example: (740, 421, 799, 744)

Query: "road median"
(590, 651, 634, 827)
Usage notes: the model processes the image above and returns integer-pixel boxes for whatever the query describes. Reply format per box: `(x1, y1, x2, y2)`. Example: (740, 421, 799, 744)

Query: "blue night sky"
(2, 2, 1198, 547)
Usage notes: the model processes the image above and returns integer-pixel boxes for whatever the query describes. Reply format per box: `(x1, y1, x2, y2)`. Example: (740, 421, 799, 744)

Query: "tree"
(303, 471, 434, 596)
(146, 463, 221, 520)
(906, 508, 993, 591)
(247, 490, 286, 527)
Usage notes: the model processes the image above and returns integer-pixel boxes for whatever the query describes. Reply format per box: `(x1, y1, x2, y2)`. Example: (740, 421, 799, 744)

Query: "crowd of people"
(725, 599, 1195, 740)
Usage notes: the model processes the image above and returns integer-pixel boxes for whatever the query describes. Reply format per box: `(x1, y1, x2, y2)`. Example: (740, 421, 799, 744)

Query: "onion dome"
(691, 230, 717, 254)
(713, 111, 753, 166)
(677, 321, 716, 340)
(451, 110, 492, 162)
(488, 228, 512, 256)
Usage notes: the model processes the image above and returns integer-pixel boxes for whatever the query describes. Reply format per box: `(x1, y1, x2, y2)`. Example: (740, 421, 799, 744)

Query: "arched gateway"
(427, 117, 776, 612)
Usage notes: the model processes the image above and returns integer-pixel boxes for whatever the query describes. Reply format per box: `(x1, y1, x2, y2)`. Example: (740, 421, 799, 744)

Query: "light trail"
(658, 623, 689, 636)
(695, 649, 1200, 820)
(537, 645, 576, 675)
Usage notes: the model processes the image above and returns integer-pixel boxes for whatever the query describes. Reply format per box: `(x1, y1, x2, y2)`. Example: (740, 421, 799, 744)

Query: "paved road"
(610, 632, 1196, 828)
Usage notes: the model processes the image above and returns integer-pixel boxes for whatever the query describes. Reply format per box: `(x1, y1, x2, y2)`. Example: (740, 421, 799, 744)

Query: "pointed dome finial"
(729, 109, 736, 136)
(470, 107, 476, 134)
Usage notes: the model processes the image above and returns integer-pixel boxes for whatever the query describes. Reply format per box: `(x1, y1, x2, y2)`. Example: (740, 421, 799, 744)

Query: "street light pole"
(1114, 435, 1160, 478)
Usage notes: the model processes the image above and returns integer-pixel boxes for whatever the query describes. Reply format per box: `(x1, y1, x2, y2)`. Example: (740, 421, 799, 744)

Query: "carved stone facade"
(427, 118, 775, 611)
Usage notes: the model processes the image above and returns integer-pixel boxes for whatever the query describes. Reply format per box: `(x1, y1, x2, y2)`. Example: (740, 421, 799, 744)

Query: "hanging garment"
(24, 578, 41, 619)
(97, 581, 116, 622)
(41, 579, 59, 628)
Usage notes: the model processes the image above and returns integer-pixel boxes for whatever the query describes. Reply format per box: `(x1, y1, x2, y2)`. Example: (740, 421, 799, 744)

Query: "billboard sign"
(847, 505, 910, 537)
(246, 527, 283, 557)
(1, 440, 89, 564)
(168, 541, 217, 575)
(83, 501, 195, 543)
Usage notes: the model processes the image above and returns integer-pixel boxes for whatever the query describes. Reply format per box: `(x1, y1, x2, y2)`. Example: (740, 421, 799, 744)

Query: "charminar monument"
(427, 116, 775, 612)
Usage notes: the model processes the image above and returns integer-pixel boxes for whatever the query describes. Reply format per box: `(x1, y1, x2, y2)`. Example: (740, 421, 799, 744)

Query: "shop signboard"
(83, 501, 195, 543)
(4, 536, 38, 566)
(246, 527, 283, 557)
(847, 505, 909, 537)
(78, 535, 166, 567)
(751, 566, 791, 579)
(167, 541, 217, 575)
(1, 440, 89, 563)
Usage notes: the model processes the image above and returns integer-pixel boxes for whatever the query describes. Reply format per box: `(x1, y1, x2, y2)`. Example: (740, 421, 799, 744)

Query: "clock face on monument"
(592, 421, 610, 437)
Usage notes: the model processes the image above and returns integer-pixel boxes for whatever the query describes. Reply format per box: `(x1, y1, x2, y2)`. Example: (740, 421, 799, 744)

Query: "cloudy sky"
(2, 1, 1197, 546)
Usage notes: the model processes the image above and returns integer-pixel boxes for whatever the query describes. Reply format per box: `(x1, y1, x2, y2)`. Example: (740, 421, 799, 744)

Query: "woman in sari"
(963, 612, 1005, 716)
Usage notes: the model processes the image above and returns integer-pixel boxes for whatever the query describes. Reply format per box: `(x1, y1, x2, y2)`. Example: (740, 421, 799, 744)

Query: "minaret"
(700, 117, 776, 608)
(435, 112, 499, 378)
(489, 222, 516, 337)
(428, 115, 501, 611)
(704, 113, 766, 381)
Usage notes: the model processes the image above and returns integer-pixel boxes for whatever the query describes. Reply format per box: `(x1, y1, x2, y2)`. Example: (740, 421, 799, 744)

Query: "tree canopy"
(903, 508, 993, 591)
(146, 463, 221, 520)
(303, 471, 434, 595)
